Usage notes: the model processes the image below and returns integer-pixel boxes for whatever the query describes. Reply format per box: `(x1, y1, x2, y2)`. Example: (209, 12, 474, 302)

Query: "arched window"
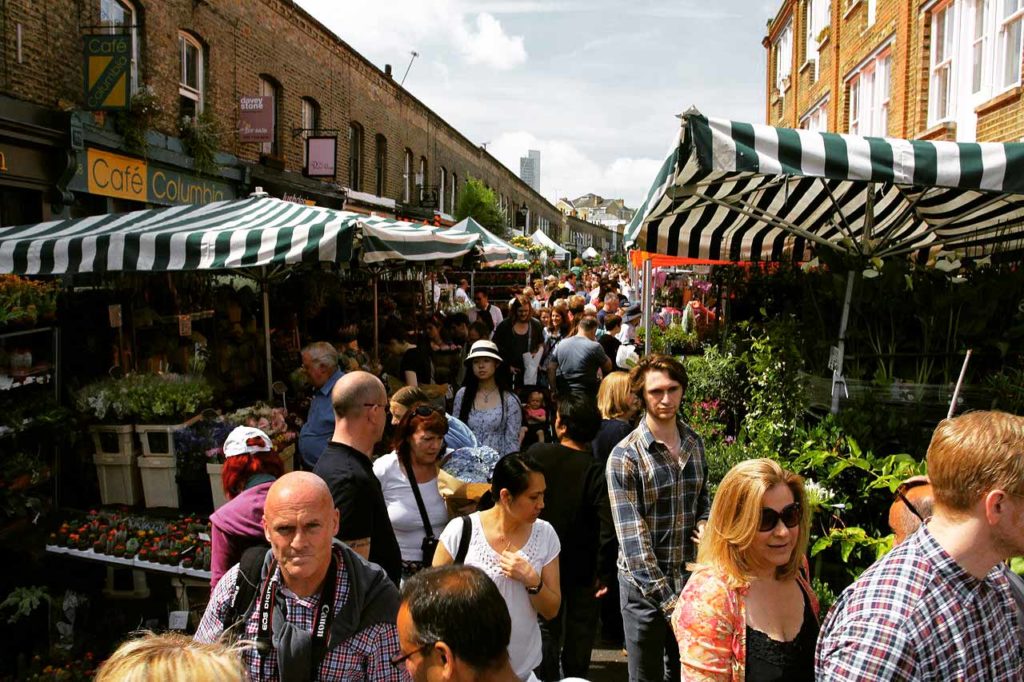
(300, 97, 320, 168)
(418, 156, 427, 202)
(348, 122, 364, 190)
(439, 166, 448, 213)
(451, 172, 458, 211)
(100, 0, 140, 95)
(375, 135, 387, 197)
(178, 31, 204, 119)
(403, 149, 413, 203)
(258, 75, 281, 157)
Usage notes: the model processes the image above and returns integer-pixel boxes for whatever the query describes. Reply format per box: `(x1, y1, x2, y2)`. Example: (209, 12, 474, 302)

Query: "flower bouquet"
(437, 446, 500, 515)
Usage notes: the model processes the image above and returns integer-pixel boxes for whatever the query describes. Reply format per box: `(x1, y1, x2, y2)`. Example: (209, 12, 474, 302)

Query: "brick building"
(764, 0, 1024, 143)
(0, 0, 565, 239)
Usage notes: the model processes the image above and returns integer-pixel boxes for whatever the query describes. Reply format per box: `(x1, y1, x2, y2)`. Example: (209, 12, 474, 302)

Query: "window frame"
(800, 97, 830, 131)
(300, 97, 320, 169)
(375, 135, 387, 197)
(100, 0, 140, 95)
(258, 75, 281, 157)
(775, 20, 794, 92)
(348, 122, 364, 191)
(806, 0, 830, 79)
(998, 0, 1024, 89)
(929, 3, 956, 125)
(439, 166, 448, 213)
(847, 47, 891, 135)
(418, 156, 427, 202)
(178, 31, 203, 118)
(403, 149, 413, 203)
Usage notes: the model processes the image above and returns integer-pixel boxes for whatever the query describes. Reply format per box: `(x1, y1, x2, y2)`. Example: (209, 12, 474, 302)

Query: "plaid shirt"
(606, 416, 709, 615)
(195, 547, 406, 682)
(816, 525, 1024, 680)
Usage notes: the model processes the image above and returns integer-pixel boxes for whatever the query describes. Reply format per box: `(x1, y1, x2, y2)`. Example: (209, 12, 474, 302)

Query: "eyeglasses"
(412, 405, 442, 417)
(390, 642, 436, 667)
(894, 480, 929, 523)
(759, 502, 802, 533)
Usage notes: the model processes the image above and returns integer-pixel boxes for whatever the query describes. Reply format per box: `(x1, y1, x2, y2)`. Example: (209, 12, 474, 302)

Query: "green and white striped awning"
(625, 110, 1024, 261)
(358, 215, 480, 264)
(0, 196, 358, 274)
(448, 217, 525, 266)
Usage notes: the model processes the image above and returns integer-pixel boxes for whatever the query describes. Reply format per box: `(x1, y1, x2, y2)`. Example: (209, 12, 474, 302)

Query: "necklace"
(478, 386, 497, 403)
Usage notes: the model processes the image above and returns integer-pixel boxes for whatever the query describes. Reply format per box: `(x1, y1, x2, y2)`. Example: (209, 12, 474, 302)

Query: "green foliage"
(454, 177, 508, 238)
(812, 577, 838, 616)
(0, 586, 49, 624)
(114, 87, 162, 154)
(0, 276, 59, 328)
(682, 345, 744, 430)
(179, 110, 221, 175)
(75, 374, 214, 423)
(987, 362, 1024, 415)
(741, 316, 807, 457)
(636, 324, 699, 356)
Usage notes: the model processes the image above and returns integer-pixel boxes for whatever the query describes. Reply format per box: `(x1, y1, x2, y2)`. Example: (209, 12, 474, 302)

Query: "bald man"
(888, 475, 934, 546)
(313, 371, 402, 586)
(195, 472, 403, 681)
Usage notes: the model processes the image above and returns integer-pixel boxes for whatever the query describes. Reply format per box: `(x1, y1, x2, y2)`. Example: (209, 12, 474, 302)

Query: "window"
(258, 76, 280, 157)
(403, 149, 413, 202)
(178, 33, 203, 119)
(930, 5, 956, 123)
(439, 167, 448, 213)
(867, 0, 877, 26)
(775, 21, 793, 92)
(451, 172, 458, 211)
(848, 50, 891, 135)
(418, 157, 427, 201)
(348, 123, 364, 191)
(806, 0, 830, 79)
(974, 0, 992, 93)
(100, 0, 139, 95)
(999, 0, 1024, 88)
(375, 135, 387, 197)
(800, 99, 829, 131)
(300, 98, 320, 168)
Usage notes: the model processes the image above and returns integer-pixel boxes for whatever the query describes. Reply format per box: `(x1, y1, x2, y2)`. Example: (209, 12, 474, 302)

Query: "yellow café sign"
(75, 148, 236, 206)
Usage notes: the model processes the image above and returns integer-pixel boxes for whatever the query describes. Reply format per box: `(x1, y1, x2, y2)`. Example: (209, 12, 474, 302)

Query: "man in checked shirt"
(817, 410, 1024, 680)
(606, 354, 709, 682)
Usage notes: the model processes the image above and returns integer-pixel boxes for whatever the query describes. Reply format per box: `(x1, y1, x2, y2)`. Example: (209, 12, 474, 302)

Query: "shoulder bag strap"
(454, 515, 472, 565)
(401, 455, 434, 539)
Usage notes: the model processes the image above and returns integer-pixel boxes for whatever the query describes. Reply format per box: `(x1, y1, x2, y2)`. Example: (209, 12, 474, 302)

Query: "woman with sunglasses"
(672, 459, 819, 682)
(373, 407, 451, 579)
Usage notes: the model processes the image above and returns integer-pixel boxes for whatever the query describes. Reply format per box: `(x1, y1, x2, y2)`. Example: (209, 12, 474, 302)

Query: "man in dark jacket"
(526, 393, 617, 680)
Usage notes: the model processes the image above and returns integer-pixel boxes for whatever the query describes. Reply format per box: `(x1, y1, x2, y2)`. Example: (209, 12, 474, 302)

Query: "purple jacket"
(209, 480, 273, 588)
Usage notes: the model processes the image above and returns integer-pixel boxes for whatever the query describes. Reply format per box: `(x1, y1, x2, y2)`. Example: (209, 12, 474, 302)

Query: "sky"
(295, 0, 777, 209)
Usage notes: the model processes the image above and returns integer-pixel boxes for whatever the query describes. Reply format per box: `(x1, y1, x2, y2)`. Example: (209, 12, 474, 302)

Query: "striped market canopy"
(0, 196, 358, 275)
(448, 217, 526, 266)
(625, 110, 1024, 262)
(358, 215, 480, 264)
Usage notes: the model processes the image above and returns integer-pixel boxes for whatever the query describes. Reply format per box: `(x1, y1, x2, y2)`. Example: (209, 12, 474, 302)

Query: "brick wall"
(0, 0, 565, 229)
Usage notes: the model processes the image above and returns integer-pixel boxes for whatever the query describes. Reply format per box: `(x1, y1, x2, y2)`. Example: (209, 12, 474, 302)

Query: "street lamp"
(517, 206, 528, 235)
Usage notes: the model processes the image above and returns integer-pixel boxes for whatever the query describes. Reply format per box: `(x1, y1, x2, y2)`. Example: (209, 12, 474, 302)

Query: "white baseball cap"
(223, 426, 273, 457)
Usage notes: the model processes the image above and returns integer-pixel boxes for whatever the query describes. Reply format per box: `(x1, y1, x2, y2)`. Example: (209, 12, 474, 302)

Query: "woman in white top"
(373, 406, 450, 579)
(433, 454, 561, 682)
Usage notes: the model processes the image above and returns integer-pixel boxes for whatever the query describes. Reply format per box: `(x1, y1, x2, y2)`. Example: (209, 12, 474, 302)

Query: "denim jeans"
(619, 573, 681, 682)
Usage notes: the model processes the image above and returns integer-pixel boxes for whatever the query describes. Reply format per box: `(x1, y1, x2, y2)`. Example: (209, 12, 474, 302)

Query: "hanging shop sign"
(239, 96, 274, 143)
(69, 147, 236, 206)
(305, 136, 337, 178)
(82, 34, 132, 110)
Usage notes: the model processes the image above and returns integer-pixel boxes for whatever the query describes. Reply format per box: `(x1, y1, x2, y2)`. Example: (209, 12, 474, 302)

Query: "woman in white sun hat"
(452, 340, 522, 456)
(208, 426, 284, 588)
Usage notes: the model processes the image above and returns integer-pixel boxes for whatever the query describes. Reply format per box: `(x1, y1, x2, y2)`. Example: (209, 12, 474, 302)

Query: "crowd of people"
(91, 261, 1024, 682)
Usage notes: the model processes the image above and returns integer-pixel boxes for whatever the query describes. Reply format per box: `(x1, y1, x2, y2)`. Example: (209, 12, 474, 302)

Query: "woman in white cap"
(452, 340, 522, 456)
(208, 426, 284, 589)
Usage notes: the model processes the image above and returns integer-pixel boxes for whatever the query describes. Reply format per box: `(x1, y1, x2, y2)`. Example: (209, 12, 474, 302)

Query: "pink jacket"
(671, 563, 818, 682)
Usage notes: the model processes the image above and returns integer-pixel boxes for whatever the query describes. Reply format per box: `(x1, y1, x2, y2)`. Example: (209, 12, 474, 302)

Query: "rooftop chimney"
(385, 64, 392, 78)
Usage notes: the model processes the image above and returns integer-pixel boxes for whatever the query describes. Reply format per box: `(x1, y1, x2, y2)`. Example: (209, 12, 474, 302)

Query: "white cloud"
(457, 13, 527, 69)
(487, 132, 663, 208)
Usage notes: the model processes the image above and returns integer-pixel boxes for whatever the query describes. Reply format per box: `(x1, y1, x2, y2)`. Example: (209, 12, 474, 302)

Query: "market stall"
(530, 228, 570, 262)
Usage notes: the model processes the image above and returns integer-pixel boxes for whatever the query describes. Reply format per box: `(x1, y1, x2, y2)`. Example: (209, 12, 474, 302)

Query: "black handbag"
(401, 455, 439, 565)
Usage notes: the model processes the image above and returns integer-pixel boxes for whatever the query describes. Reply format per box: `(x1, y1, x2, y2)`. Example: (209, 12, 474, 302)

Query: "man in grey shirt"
(549, 317, 612, 396)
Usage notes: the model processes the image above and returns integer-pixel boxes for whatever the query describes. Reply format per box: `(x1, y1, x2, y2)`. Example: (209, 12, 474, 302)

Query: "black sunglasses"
(759, 502, 802, 532)
(894, 480, 929, 523)
(412, 405, 442, 417)
(390, 642, 436, 667)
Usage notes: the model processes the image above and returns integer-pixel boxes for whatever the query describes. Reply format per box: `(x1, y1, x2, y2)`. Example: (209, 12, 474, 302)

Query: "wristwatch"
(526, 579, 543, 595)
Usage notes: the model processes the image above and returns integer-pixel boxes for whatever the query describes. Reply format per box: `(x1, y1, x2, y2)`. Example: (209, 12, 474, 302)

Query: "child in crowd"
(519, 388, 551, 448)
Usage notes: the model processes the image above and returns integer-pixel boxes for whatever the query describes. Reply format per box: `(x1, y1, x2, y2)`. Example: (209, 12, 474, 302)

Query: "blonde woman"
(672, 459, 819, 682)
(592, 372, 641, 468)
(95, 632, 247, 682)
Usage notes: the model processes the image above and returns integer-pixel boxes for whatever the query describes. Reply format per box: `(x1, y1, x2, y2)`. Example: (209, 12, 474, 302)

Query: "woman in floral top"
(672, 459, 819, 682)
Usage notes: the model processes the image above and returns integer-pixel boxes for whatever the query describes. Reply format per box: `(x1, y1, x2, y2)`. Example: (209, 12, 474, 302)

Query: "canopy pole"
(643, 259, 653, 355)
(262, 268, 273, 402)
(948, 349, 973, 419)
(830, 270, 856, 414)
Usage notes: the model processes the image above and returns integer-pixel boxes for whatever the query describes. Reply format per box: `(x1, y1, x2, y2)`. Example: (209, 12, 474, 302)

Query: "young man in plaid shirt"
(606, 354, 710, 682)
(817, 410, 1024, 680)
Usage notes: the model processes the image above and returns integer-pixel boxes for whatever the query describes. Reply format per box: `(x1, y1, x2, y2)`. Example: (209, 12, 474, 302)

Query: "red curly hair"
(221, 451, 284, 500)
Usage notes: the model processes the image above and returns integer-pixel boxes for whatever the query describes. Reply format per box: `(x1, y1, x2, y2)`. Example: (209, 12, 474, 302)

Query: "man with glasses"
(607, 354, 709, 682)
(395, 565, 519, 682)
(817, 410, 1024, 680)
(195, 472, 403, 681)
(313, 371, 402, 587)
(468, 289, 502, 338)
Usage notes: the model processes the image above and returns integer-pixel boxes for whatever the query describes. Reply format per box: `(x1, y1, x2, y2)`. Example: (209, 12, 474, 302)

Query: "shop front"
(0, 95, 68, 227)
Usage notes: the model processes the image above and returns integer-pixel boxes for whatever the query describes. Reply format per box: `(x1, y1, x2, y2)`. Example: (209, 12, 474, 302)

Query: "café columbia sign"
(82, 34, 132, 110)
(239, 96, 274, 143)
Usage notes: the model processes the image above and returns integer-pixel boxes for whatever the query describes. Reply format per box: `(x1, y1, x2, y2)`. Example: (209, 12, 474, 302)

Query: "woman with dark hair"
(433, 454, 561, 682)
(373, 407, 451, 578)
(452, 340, 522, 456)
(208, 426, 284, 588)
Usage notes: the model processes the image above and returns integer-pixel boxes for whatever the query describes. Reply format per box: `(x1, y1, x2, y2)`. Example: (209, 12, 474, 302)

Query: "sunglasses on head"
(894, 479, 929, 523)
(412, 405, 441, 417)
(759, 502, 802, 533)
